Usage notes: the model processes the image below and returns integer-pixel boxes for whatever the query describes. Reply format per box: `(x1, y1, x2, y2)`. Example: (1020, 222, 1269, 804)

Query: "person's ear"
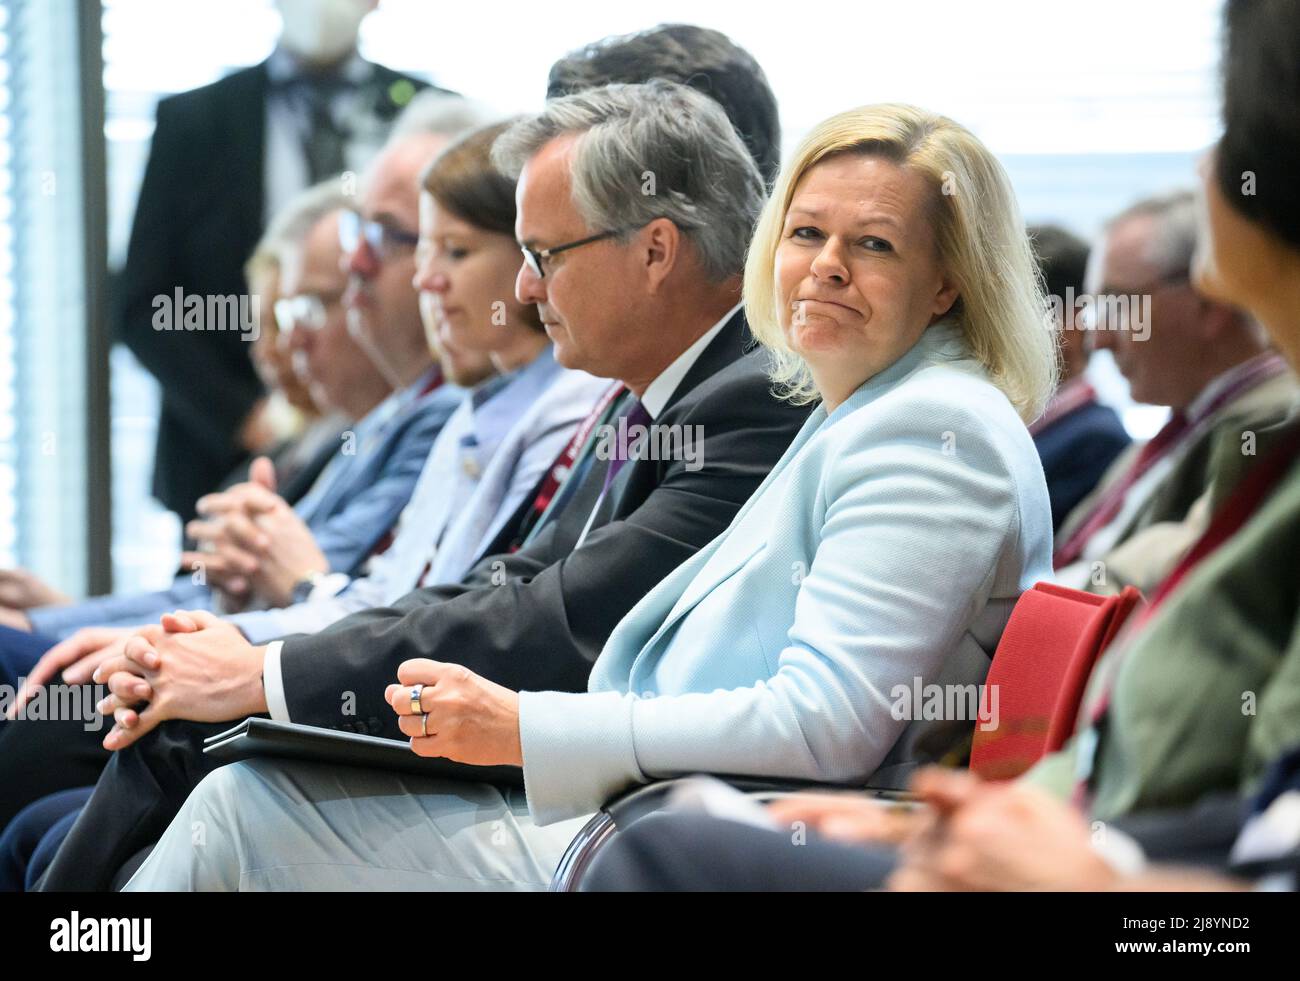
(1198, 297, 1239, 342)
(930, 273, 960, 321)
(642, 218, 681, 294)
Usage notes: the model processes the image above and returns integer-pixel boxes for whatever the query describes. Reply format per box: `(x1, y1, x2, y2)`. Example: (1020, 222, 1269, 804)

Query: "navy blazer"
(1034, 399, 1131, 531)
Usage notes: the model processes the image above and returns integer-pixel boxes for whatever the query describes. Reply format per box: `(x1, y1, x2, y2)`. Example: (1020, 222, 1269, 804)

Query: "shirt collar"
(467, 345, 564, 448)
(266, 47, 370, 87)
(363, 364, 442, 432)
(1186, 350, 1286, 421)
(637, 303, 741, 419)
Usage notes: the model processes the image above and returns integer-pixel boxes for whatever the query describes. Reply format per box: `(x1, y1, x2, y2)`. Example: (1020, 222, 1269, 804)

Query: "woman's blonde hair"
(743, 103, 1057, 421)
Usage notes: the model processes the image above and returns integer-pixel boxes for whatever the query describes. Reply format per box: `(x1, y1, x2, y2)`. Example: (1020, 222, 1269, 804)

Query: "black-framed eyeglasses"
(520, 229, 625, 279)
(339, 209, 419, 261)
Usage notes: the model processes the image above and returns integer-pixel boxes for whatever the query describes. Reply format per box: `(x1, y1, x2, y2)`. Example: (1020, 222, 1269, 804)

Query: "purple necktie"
(602, 397, 652, 493)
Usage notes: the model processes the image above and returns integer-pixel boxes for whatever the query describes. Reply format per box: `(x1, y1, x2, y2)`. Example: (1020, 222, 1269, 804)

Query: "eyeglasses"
(1088, 272, 1190, 331)
(520, 229, 625, 279)
(274, 294, 334, 334)
(339, 210, 419, 261)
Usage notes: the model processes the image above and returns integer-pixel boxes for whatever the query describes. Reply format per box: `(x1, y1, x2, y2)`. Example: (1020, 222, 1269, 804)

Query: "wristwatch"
(290, 570, 349, 605)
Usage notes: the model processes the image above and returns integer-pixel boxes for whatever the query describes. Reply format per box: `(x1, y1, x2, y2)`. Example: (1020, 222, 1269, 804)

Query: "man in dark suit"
(33, 30, 802, 891)
(118, 0, 444, 520)
(1026, 225, 1131, 531)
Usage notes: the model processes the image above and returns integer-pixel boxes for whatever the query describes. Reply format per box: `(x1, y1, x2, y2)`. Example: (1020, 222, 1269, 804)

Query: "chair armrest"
(604, 774, 914, 829)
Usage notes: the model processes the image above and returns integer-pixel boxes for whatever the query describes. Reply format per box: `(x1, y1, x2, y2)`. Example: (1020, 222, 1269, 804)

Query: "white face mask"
(276, 0, 370, 64)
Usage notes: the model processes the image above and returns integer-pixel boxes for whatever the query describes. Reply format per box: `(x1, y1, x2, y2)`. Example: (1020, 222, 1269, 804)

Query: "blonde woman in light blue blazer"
(125, 98, 1057, 890)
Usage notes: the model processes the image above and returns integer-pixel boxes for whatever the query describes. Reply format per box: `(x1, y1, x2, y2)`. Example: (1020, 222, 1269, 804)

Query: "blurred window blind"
(0, 0, 93, 592)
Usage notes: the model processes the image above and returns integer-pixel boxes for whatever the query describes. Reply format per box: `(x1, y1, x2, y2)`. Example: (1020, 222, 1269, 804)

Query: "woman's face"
(414, 191, 531, 387)
(776, 153, 957, 402)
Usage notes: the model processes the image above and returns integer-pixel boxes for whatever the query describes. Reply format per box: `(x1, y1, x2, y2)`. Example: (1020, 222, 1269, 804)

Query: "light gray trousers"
(123, 759, 591, 891)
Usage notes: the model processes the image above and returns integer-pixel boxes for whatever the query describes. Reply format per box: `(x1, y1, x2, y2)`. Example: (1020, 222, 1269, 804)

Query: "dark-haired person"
(118, 93, 1055, 891)
(584, 0, 1300, 894)
(899, 0, 1300, 889)
(0, 100, 484, 844)
(39, 75, 810, 890)
(0, 119, 608, 890)
(546, 23, 781, 188)
(1026, 224, 1130, 530)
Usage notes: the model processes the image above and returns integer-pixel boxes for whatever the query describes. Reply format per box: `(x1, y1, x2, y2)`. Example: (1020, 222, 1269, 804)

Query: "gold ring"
(421, 712, 429, 737)
(409, 684, 423, 714)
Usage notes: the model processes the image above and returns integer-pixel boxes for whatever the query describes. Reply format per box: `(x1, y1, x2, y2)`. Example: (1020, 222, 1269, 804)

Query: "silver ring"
(421, 712, 429, 737)
(409, 684, 423, 715)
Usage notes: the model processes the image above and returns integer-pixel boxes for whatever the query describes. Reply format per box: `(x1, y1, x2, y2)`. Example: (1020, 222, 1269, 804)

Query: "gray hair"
(387, 90, 499, 144)
(1106, 189, 1198, 277)
(491, 79, 765, 282)
(245, 179, 350, 284)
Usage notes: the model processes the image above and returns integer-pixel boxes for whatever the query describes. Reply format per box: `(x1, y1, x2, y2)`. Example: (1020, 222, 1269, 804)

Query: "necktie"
(1053, 411, 1191, 568)
(1071, 423, 1300, 810)
(303, 83, 348, 183)
(508, 384, 629, 551)
(1053, 352, 1289, 570)
(602, 397, 652, 491)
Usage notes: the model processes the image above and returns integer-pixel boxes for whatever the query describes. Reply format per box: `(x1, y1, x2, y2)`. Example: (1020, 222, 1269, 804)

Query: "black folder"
(202, 718, 524, 787)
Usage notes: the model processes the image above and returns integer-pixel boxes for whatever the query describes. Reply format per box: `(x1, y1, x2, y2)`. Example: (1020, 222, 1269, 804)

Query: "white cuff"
(261, 640, 291, 722)
(308, 572, 352, 601)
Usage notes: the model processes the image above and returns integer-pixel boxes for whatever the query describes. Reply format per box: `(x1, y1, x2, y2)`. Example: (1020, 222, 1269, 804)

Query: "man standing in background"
(117, 0, 448, 520)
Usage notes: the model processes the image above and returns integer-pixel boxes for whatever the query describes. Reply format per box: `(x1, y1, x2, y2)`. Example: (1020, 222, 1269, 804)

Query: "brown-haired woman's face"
(414, 191, 533, 386)
(775, 154, 958, 399)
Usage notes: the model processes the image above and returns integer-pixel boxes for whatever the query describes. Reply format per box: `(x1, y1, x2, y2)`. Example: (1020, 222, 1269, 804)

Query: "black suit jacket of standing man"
(116, 58, 437, 520)
(37, 310, 813, 890)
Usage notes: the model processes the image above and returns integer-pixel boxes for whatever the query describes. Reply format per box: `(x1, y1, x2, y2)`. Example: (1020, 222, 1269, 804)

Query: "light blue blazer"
(519, 321, 1053, 824)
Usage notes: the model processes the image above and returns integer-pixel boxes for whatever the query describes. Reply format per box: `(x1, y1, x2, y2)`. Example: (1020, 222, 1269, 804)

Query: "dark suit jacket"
(276, 312, 813, 738)
(1033, 399, 1131, 531)
(116, 58, 437, 520)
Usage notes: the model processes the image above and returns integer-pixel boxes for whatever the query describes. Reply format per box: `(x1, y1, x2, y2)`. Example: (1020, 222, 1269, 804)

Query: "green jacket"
(1026, 414, 1300, 820)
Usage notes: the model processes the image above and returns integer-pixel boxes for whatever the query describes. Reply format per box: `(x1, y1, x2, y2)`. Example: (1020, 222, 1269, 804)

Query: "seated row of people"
(0, 6, 1297, 891)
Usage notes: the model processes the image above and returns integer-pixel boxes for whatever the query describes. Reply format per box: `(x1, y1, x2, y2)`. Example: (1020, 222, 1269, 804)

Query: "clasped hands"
(89, 611, 523, 768)
(182, 456, 327, 610)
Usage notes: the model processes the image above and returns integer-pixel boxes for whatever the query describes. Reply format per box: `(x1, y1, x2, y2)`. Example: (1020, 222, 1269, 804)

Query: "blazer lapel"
(220, 61, 269, 240)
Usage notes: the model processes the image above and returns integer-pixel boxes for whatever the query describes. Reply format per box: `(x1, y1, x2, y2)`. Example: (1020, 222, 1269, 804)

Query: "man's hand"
(0, 606, 32, 632)
(0, 567, 70, 611)
(242, 493, 328, 607)
(92, 610, 268, 752)
(765, 792, 927, 846)
(180, 457, 281, 603)
(385, 659, 523, 767)
(3, 626, 135, 719)
(887, 767, 1121, 892)
(185, 483, 326, 609)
